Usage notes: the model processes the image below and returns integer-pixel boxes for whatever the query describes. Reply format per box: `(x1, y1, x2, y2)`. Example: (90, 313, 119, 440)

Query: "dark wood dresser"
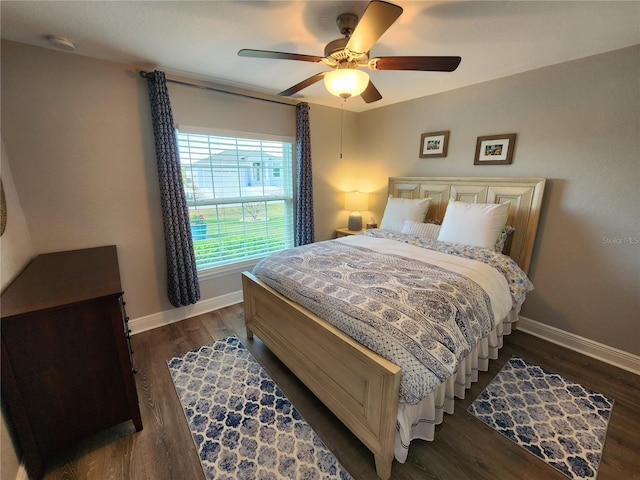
(1, 246, 142, 480)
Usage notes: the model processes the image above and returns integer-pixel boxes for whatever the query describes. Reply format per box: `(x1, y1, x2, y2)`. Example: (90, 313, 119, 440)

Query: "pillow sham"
(379, 197, 431, 233)
(437, 200, 510, 248)
(401, 220, 441, 240)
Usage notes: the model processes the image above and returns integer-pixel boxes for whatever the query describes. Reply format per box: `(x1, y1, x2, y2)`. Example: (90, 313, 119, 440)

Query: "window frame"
(176, 125, 295, 276)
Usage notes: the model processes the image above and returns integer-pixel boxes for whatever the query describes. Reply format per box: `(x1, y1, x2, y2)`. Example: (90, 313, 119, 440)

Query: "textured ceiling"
(2, 1, 639, 112)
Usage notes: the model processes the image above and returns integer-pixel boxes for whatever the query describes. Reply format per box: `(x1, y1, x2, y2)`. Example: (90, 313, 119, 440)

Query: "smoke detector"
(46, 35, 75, 52)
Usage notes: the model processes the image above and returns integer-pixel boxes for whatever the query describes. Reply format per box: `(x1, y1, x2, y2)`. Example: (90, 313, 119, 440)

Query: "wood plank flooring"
(43, 304, 640, 480)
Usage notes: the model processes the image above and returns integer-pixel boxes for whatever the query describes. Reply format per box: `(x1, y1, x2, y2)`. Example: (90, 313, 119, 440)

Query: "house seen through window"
(176, 127, 294, 272)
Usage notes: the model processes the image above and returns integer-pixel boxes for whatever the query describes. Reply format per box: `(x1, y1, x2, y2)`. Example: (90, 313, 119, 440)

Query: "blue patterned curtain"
(145, 70, 200, 307)
(295, 102, 314, 246)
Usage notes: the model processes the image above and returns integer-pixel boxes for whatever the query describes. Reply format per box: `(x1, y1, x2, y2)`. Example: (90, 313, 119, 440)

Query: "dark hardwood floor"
(43, 304, 639, 480)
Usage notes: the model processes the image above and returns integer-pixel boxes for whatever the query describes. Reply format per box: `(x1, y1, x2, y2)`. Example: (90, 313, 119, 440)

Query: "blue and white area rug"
(167, 336, 353, 480)
(467, 357, 614, 480)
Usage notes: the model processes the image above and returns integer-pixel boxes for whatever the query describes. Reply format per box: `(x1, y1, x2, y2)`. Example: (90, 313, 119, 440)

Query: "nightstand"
(336, 227, 367, 238)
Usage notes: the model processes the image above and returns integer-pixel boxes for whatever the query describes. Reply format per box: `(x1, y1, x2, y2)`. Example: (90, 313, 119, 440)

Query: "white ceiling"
(2, 1, 639, 112)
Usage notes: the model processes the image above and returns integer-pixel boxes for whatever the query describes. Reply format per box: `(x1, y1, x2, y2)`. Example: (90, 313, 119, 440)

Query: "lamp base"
(348, 213, 362, 231)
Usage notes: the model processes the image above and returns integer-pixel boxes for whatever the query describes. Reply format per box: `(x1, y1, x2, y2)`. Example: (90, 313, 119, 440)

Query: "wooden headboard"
(388, 176, 546, 274)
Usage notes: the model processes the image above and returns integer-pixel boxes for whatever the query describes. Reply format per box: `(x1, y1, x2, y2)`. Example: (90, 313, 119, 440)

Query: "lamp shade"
(345, 191, 368, 212)
(324, 69, 370, 99)
(345, 191, 368, 231)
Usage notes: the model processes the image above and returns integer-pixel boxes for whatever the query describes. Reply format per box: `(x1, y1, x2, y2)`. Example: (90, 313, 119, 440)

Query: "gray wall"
(0, 40, 308, 319)
(357, 45, 639, 356)
(1, 40, 638, 478)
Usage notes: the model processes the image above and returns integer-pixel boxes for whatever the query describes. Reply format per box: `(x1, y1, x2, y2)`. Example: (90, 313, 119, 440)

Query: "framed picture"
(419, 131, 449, 158)
(474, 133, 517, 165)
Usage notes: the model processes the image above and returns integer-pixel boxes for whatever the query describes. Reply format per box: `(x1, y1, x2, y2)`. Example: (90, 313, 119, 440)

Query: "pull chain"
(340, 100, 345, 159)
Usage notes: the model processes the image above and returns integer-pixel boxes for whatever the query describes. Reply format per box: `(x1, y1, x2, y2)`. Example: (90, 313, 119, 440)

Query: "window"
(176, 127, 294, 272)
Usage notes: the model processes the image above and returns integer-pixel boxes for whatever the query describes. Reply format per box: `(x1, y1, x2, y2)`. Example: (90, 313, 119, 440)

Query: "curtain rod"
(139, 71, 297, 107)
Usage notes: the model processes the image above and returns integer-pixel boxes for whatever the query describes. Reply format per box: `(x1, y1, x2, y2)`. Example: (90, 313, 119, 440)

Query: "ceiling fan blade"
(361, 80, 383, 103)
(372, 56, 462, 72)
(346, 1, 403, 54)
(238, 49, 324, 63)
(278, 72, 327, 97)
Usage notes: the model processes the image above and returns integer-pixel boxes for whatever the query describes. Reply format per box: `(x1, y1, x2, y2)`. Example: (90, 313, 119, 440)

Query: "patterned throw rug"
(167, 336, 353, 480)
(467, 357, 614, 480)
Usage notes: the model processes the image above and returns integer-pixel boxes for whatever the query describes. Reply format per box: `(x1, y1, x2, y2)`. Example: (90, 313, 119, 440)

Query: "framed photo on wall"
(474, 133, 517, 165)
(419, 131, 449, 158)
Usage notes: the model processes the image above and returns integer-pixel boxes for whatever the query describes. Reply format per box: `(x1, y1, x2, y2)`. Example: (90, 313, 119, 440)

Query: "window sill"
(197, 257, 263, 281)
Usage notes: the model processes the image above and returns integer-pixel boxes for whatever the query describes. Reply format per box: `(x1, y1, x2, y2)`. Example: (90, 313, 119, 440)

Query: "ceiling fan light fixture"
(240, 1, 459, 103)
(324, 69, 369, 99)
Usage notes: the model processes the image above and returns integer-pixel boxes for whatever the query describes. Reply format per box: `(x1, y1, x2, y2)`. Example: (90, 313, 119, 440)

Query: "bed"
(242, 176, 545, 479)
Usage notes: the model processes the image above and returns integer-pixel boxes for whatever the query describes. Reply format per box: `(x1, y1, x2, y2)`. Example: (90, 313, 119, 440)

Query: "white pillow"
(401, 220, 441, 240)
(437, 201, 510, 248)
(379, 197, 431, 233)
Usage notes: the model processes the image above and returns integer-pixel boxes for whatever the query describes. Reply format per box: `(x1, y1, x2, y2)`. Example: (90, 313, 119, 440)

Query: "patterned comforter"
(252, 230, 534, 404)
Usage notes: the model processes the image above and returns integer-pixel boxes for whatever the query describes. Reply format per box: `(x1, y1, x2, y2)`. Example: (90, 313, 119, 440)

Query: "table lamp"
(345, 191, 368, 231)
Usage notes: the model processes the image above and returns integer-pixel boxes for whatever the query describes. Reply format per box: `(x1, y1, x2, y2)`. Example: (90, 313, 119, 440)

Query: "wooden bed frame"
(243, 176, 545, 479)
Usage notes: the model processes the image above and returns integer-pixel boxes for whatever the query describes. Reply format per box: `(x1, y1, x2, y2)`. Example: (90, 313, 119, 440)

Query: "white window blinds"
(176, 127, 294, 271)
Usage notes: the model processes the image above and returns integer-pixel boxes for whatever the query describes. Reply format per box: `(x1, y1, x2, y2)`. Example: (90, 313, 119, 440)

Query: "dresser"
(1, 246, 142, 480)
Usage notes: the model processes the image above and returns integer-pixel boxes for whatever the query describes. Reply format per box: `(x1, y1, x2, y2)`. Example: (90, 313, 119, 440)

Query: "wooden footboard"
(242, 271, 401, 480)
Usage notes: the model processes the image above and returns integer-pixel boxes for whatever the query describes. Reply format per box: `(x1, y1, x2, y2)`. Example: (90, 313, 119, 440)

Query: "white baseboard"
(517, 316, 640, 375)
(128, 291, 244, 335)
(127, 294, 639, 376)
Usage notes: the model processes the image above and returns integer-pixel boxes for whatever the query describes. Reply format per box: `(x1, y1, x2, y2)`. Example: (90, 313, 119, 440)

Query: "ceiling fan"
(238, 0, 461, 103)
